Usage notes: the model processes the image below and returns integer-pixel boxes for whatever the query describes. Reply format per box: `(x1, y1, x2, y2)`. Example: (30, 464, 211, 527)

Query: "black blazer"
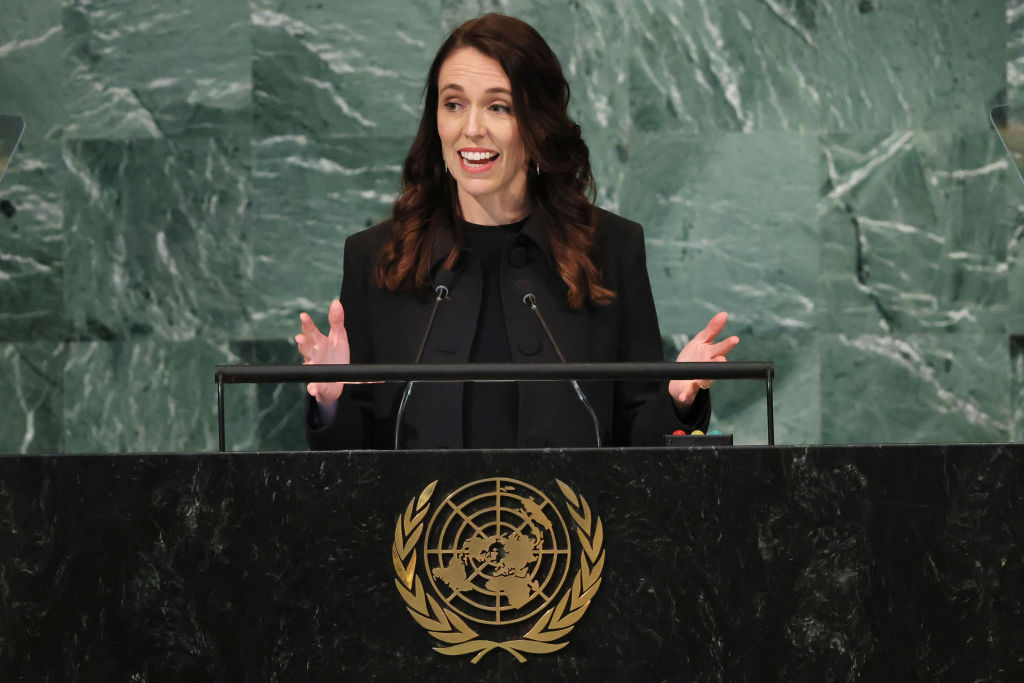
(306, 207, 710, 449)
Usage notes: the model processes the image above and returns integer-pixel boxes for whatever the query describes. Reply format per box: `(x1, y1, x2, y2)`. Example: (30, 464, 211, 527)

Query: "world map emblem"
(392, 478, 605, 662)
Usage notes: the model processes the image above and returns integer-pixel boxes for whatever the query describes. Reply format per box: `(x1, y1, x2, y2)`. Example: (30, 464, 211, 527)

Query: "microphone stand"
(521, 290, 603, 448)
(393, 277, 452, 449)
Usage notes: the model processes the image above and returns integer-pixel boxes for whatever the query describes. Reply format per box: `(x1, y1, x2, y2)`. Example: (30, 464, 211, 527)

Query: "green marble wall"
(0, 0, 1019, 452)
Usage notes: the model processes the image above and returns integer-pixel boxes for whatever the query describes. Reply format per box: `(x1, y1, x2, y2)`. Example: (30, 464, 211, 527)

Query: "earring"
(535, 162, 541, 176)
(443, 155, 448, 174)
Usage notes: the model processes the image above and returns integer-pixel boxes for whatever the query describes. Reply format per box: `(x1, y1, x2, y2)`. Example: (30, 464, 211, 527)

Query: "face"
(437, 47, 529, 223)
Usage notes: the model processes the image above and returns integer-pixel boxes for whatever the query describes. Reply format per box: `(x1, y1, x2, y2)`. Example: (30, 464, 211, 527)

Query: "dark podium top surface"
(2, 443, 1022, 680)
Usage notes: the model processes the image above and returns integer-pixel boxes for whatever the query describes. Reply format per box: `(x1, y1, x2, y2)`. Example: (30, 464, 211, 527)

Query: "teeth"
(460, 151, 497, 161)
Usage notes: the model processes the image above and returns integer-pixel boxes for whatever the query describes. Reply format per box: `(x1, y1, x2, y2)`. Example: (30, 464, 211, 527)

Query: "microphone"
(393, 269, 457, 449)
(516, 280, 602, 448)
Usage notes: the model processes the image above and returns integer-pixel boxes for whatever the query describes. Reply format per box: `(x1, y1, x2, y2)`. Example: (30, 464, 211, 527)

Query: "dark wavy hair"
(375, 13, 614, 308)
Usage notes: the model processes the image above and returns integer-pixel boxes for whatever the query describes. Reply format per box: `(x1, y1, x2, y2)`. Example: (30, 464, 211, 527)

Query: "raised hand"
(668, 311, 740, 407)
(294, 299, 349, 403)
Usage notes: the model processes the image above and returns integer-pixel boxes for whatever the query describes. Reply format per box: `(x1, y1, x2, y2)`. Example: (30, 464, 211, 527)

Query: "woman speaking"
(295, 14, 738, 450)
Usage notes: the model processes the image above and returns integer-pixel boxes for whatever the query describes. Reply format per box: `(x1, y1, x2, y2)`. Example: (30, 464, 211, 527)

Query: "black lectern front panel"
(1, 444, 1022, 680)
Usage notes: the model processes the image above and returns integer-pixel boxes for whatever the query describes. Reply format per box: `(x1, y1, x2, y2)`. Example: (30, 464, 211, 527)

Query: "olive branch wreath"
(391, 479, 605, 663)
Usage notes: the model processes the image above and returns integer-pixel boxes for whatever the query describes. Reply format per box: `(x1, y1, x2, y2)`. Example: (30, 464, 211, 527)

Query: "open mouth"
(459, 150, 499, 168)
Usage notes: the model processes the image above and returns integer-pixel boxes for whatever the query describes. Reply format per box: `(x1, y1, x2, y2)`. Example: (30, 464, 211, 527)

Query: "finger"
(695, 311, 729, 343)
(299, 311, 325, 342)
(327, 299, 345, 331)
(708, 335, 740, 357)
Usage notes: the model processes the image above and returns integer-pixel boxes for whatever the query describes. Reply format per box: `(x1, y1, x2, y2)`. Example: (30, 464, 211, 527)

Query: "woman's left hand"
(668, 311, 740, 407)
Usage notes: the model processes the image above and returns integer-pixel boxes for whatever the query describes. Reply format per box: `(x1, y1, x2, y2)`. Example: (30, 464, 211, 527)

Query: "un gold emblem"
(392, 478, 605, 662)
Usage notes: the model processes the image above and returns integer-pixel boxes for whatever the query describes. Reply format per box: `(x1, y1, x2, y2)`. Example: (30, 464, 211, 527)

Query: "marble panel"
(61, 0, 251, 140)
(627, 0, 822, 133)
(0, 1, 66, 341)
(620, 131, 821, 337)
(617, 130, 823, 445)
(0, 0, 1017, 452)
(0, 148, 64, 341)
(1007, 0, 1024, 103)
(820, 129, 1011, 335)
(820, 332, 1011, 444)
(228, 339, 307, 452)
(62, 339, 264, 453)
(558, 1, 634, 209)
(0, 344, 65, 454)
(62, 137, 251, 342)
(248, 134, 408, 337)
(439, 0, 565, 34)
(815, 0, 1005, 132)
(1009, 194, 1024, 332)
(252, 0, 441, 141)
(0, 0, 65, 140)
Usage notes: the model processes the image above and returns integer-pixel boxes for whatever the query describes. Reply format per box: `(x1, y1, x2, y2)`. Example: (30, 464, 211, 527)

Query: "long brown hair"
(375, 14, 614, 308)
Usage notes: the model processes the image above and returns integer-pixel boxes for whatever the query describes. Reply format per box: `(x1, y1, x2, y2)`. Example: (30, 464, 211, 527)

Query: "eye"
(442, 100, 461, 112)
(490, 103, 512, 114)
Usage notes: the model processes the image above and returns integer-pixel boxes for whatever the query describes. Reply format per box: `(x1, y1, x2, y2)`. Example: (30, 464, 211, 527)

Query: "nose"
(464, 105, 485, 139)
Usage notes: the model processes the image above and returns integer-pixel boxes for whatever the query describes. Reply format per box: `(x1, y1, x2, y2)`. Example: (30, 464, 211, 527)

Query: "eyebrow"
(438, 84, 512, 96)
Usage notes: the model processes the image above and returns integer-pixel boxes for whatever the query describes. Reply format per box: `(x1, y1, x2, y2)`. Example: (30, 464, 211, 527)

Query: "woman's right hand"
(295, 299, 349, 403)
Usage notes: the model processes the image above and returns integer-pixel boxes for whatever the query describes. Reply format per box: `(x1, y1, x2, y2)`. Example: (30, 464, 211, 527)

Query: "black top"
(306, 207, 711, 451)
(461, 217, 527, 448)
